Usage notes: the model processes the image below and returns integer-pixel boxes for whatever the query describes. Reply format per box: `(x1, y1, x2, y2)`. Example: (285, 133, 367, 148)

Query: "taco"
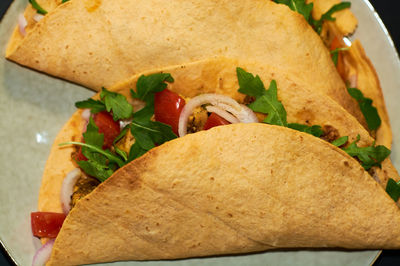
(6, 0, 368, 131)
(32, 58, 400, 265)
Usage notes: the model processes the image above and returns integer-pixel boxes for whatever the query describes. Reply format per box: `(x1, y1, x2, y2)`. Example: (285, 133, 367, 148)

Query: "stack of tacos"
(5, 0, 400, 265)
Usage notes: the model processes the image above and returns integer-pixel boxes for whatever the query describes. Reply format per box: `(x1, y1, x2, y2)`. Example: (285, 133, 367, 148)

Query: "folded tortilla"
(46, 122, 400, 265)
(6, 0, 367, 131)
(37, 58, 400, 265)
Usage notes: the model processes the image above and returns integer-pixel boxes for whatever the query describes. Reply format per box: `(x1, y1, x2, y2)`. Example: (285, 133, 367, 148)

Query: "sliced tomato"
(203, 113, 231, 130)
(93, 111, 121, 149)
(330, 36, 346, 81)
(31, 212, 66, 238)
(154, 89, 186, 135)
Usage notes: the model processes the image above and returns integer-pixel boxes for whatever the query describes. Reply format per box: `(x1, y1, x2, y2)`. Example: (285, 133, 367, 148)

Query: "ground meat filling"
(71, 174, 100, 209)
(321, 125, 340, 143)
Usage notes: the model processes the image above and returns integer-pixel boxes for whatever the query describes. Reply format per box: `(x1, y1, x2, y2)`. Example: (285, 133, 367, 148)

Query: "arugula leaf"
(287, 123, 323, 137)
(237, 67, 266, 97)
(347, 88, 381, 131)
(342, 135, 390, 170)
(29, 0, 48, 15)
(82, 117, 104, 147)
(130, 120, 176, 150)
(100, 87, 133, 121)
(274, 0, 313, 22)
(386, 178, 400, 202)
(331, 136, 348, 147)
(248, 80, 288, 126)
(127, 142, 148, 162)
(127, 73, 177, 161)
(77, 160, 115, 182)
(274, 1, 351, 34)
(312, 2, 351, 34)
(330, 47, 349, 66)
(75, 99, 106, 114)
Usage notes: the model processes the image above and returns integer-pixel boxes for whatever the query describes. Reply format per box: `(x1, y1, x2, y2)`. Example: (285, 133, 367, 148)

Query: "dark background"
(0, 0, 399, 265)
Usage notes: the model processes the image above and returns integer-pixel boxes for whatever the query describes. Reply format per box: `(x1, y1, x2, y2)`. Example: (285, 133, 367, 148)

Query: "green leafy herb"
(287, 123, 323, 137)
(312, 2, 351, 34)
(386, 178, 400, 202)
(347, 88, 381, 131)
(100, 87, 133, 121)
(342, 135, 390, 170)
(128, 73, 177, 161)
(331, 136, 348, 147)
(75, 99, 106, 114)
(273, 0, 351, 34)
(29, 0, 48, 15)
(237, 69, 287, 126)
(59, 117, 124, 182)
(237, 67, 266, 97)
(131, 73, 174, 104)
(128, 117, 177, 161)
(274, 0, 313, 22)
(330, 47, 349, 66)
(62, 0, 69, 3)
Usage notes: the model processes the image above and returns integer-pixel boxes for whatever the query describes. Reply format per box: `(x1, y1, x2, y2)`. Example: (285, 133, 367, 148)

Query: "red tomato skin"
(154, 89, 186, 135)
(31, 212, 66, 238)
(203, 113, 231, 130)
(93, 111, 121, 149)
(75, 111, 120, 162)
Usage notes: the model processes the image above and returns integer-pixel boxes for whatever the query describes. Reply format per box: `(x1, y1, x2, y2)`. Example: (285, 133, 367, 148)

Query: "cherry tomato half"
(31, 212, 66, 238)
(203, 113, 231, 130)
(93, 111, 121, 149)
(76, 111, 120, 162)
(154, 89, 186, 135)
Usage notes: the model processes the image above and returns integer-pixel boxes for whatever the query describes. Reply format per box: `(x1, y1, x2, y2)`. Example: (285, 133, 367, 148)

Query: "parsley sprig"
(237, 67, 322, 137)
(274, 0, 351, 34)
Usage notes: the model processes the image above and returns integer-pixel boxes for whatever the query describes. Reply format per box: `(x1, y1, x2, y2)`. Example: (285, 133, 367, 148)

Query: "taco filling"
(47, 67, 391, 214)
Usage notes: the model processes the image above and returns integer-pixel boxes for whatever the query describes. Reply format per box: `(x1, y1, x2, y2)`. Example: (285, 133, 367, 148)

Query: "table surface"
(0, 0, 399, 265)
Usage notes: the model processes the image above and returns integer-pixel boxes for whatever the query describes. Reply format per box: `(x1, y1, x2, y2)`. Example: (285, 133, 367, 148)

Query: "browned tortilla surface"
(6, 0, 366, 129)
(47, 123, 400, 265)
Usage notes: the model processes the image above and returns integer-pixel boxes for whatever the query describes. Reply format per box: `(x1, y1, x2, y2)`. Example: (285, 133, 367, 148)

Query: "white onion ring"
(178, 94, 258, 137)
(60, 168, 81, 214)
(18, 14, 28, 36)
(205, 106, 239, 124)
(33, 14, 44, 22)
(32, 239, 55, 266)
(348, 74, 358, 88)
(119, 119, 132, 129)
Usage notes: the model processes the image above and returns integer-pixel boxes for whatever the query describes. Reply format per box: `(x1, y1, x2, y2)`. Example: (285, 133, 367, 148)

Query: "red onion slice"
(178, 94, 258, 137)
(60, 168, 81, 214)
(18, 14, 28, 36)
(32, 239, 54, 266)
(81, 109, 91, 122)
(205, 106, 239, 124)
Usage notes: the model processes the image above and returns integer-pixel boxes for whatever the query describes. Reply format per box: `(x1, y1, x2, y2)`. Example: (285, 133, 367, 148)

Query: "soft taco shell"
(39, 58, 398, 217)
(6, 0, 366, 129)
(47, 123, 400, 265)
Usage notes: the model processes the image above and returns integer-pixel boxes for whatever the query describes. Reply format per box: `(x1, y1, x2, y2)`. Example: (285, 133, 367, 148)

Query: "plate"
(0, 0, 399, 265)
